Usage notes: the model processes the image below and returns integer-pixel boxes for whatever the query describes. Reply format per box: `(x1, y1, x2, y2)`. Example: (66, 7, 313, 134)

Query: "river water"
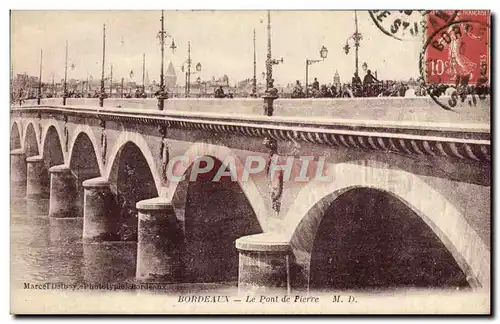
(10, 187, 237, 296)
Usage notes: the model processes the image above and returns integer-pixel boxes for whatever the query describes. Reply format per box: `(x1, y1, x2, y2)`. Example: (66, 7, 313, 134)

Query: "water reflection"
(26, 197, 49, 217)
(10, 183, 237, 294)
(82, 242, 137, 284)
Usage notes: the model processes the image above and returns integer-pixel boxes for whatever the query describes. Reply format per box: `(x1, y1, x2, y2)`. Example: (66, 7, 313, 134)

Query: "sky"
(10, 10, 423, 86)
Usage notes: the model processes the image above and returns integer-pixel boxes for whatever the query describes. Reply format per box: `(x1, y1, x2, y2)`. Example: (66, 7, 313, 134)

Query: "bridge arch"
(68, 127, 103, 218)
(11, 119, 22, 136)
(167, 142, 269, 231)
(105, 131, 161, 194)
(10, 121, 22, 149)
(40, 119, 67, 163)
(68, 125, 104, 176)
(42, 125, 65, 169)
(23, 122, 39, 157)
(106, 139, 159, 241)
(285, 162, 489, 290)
(168, 143, 265, 284)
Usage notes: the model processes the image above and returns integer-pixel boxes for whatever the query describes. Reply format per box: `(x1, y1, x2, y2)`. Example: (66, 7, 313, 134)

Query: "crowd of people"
(290, 70, 491, 99)
(14, 71, 490, 103)
(214, 86, 235, 98)
(291, 69, 413, 98)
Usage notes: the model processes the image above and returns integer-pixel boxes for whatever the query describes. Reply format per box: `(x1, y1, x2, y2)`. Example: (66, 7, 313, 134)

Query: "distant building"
(12, 73, 38, 99)
(126, 81, 137, 89)
(333, 70, 341, 86)
(165, 61, 177, 89)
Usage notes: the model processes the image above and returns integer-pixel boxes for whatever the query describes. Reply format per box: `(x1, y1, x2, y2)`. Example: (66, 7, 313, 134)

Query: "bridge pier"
(82, 177, 117, 242)
(236, 233, 292, 295)
(26, 155, 49, 199)
(136, 197, 182, 282)
(10, 149, 27, 197)
(48, 165, 78, 218)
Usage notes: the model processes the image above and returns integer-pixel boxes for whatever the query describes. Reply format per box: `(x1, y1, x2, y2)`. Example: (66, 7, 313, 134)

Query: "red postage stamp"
(424, 10, 490, 86)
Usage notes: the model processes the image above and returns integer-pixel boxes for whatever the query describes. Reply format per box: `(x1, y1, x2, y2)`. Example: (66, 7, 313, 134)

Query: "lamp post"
(85, 72, 89, 97)
(80, 78, 85, 97)
(186, 42, 191, 97)
(158, 11, 166, 109)
(37, 49, 43, 105)
(142, 52, 146, 96)
(252, 28, 257, 97)
(183, 42, 202, 98)
(51, 73, 55, 98)
(343, 10, 363, 75)
(9, 64, 13, 104)
(305, 45, 328, 98)
(157, 10, 175, 110)
(263, 10, 283, 116)
(99, 24, 106, 107)
(109, 63, 113, 98)
(63, 41, 68, 106)
(182, 45, 202, 97)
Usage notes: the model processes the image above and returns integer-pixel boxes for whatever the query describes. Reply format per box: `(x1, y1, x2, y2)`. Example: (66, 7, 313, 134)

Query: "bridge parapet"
(19, 95, 490, 124)
(11, 104, 491, 162)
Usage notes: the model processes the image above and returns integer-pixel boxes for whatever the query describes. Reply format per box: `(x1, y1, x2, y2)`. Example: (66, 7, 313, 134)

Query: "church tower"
(165, 61, 177, 89)
(333, 70, 341, 86)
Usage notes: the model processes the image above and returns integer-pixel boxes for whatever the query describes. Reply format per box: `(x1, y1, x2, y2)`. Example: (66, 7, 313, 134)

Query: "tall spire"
(334, 69, 341, 85)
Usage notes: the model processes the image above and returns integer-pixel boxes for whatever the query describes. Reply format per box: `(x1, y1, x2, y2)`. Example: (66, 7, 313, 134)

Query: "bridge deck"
(11, 103, 490, 143)
(16, 96, 490, 126)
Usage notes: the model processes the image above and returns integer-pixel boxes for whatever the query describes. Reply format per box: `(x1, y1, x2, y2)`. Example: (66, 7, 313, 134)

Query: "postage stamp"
(424, 11, 490, 84)
(420, 10, 490, 109)
(9, 10, 491, 315)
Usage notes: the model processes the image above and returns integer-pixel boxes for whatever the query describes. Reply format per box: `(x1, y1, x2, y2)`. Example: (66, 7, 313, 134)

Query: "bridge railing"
(11, 104, 490, 140)
(16, 96, 491, 126)
(11, 99, 491, 162)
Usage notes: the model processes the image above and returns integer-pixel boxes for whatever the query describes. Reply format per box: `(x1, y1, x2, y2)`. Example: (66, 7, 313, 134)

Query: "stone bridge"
(10, 97, 491, 294)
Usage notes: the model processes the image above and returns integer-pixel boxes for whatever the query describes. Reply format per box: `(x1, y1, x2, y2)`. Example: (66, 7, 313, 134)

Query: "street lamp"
(157, 10, 175, 110)
(263, 10, 283, 116)
(344, 10, 363, 75)
(183, 43, 202, 97)
(99, 24, 106, 107)
(63, 41, 68, 106)
(186, 62, 202, 97)
(37, 49, 43, 105)
(305, 45, 328, 98)
(320, 45, 328, 59)
(252, 28, 257, 97)
(362, 62, 368, 72)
